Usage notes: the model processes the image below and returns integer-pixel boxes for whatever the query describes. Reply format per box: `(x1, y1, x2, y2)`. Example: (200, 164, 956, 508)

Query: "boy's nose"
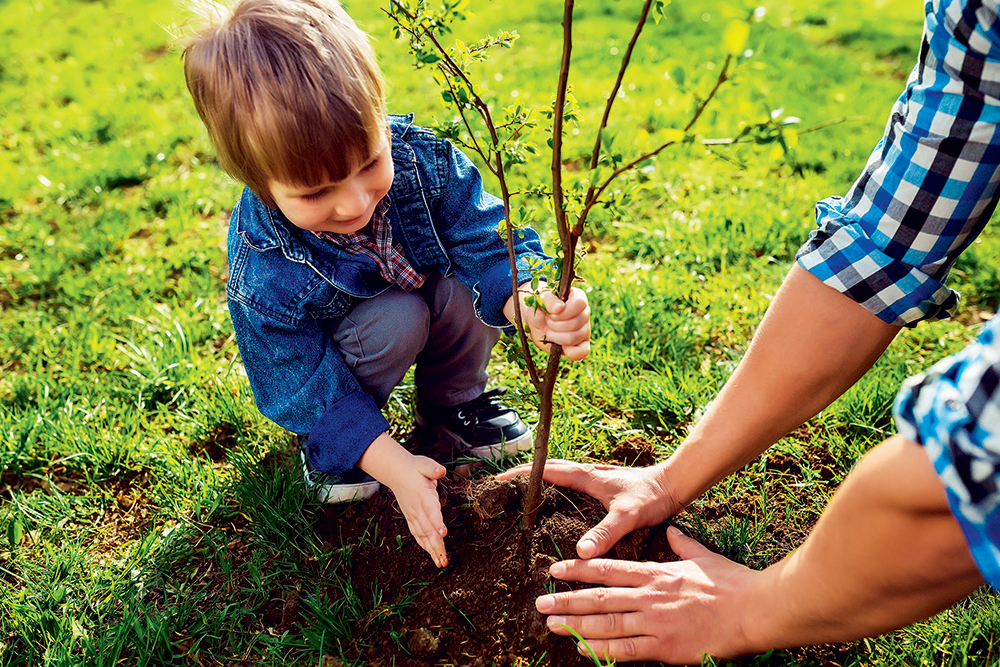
(332, 187, 368, 220)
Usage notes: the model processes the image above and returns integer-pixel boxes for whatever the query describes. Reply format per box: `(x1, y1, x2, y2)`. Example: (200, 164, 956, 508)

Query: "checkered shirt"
(315, 196, 427, 292)
(895, 315, 1000, 588)
(797, 0, 1000, 327)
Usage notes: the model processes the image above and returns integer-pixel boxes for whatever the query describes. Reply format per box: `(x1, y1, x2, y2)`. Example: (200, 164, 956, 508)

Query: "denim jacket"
(226, 114, 547, 475)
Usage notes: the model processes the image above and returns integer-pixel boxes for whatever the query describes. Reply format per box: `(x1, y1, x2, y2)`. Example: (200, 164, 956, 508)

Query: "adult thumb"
(667, 525, 711, 560)
(577, 515, 629, 559)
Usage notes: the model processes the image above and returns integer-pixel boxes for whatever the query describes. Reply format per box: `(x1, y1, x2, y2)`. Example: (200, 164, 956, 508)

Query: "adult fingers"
(572, 636, 663, 664)
(666, 526, 713, 560)
(546, 558, 659, 589)
(546, 611, 648, 640)
(537, 588, 639, 617)
(494, 462, 532, 480)
(495, 463, 637, 556)
(495, 459, 590, 487)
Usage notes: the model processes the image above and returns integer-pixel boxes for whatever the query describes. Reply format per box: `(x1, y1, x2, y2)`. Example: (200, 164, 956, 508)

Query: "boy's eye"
(301, 189, 326, 201)
(362, 155, 381, 172)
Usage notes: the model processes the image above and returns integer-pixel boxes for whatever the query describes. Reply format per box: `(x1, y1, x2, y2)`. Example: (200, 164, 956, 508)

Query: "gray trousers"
(329, 273, 500, 408)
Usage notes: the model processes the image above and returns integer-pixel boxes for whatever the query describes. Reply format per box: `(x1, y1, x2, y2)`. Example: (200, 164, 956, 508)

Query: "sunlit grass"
(1, 0, 996, 664)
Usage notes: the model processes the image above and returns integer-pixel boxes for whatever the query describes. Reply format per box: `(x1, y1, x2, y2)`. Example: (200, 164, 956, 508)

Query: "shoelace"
(455, 388, 514, 421)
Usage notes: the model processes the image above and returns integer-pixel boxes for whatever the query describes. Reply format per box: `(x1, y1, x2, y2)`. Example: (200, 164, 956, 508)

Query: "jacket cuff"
(475, 256, 543, 331)
(307, 391, 389, 476)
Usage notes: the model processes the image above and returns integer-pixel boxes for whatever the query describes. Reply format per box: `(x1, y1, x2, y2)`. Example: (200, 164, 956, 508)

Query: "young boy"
(179, 0, 591, 567)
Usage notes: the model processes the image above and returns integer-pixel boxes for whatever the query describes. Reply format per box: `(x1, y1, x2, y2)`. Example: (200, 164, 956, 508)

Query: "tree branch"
(575, 54, 734, 235)
(587, 0, 654, 172)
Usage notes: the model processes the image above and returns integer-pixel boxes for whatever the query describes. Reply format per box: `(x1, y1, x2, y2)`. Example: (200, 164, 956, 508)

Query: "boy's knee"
(336, 290, 430, 368)
(380, 294, 431, 358)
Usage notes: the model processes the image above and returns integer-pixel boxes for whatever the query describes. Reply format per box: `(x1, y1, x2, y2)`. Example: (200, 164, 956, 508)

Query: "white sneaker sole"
(300, 451, 380, 503)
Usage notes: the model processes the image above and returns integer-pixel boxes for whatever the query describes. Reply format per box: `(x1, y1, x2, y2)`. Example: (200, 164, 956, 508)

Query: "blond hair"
(179, 0, 387, 206)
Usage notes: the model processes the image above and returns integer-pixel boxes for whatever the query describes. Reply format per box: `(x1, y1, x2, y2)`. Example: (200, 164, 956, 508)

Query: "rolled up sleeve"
(798, 0, 1000, 326)
(895, 315, 1000, 588)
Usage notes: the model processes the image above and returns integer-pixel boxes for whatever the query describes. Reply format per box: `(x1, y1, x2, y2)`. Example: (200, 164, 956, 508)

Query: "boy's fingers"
(546, 322, 591, 344)
(546, 311, 590, 331)
(537, 290, 566, 314)
(419, 535, 448, 568)
(410, 517, 448, 567)
(541, 327, 590, 360)
(562, 341, 590, 361)
(414, 456, 447, 479)
(555, 297, 589, 321)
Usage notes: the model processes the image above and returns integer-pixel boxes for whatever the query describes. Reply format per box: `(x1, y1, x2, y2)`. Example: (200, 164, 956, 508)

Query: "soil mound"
(313, 473, 678, 666)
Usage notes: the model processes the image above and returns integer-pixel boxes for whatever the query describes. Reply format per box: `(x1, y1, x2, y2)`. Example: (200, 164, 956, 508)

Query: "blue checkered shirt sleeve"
(797, 0, 1000, 326)
(894, 315, 1000, 588)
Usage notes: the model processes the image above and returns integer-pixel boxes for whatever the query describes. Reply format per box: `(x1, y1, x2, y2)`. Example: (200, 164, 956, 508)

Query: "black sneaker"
(299, 443, 380, 503)
(414, 388, 532, 460)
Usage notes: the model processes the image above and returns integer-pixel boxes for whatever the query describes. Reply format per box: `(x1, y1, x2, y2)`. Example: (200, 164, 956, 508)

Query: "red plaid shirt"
(314, 196, 428, 292)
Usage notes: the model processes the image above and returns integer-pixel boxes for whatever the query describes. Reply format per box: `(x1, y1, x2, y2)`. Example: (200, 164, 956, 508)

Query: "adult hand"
(496, 459, 678, 558)
(536, 527, 761, 664)
(504, 284, 591, 361)
(536, 437, 990, 664)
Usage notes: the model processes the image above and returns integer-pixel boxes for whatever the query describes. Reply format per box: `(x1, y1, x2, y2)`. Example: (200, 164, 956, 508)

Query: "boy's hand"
(358, 433, 449, 568)
(505, 284, 591, 361)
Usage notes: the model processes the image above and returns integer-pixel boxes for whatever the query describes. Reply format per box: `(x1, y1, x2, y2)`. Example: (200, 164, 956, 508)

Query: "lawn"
(2, 0, 999, 665)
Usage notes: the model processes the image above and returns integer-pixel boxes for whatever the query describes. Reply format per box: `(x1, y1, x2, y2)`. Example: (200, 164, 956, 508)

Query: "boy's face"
(269, 137, 394, 236)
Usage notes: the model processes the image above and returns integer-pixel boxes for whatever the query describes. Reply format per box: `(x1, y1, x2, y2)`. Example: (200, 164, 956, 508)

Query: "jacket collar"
(235, 114, 418, 257)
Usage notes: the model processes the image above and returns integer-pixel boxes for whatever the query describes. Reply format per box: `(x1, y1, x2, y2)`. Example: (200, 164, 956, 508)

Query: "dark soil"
(314, 472, 679, 667)
(305, 434, 853, 667)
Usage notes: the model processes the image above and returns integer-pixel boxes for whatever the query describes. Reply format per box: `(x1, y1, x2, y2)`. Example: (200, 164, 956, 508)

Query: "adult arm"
(658, 264, 900, 509)
(501, 265, 901, 557)
(536, 434, 984, 664)
(501, 0, 1000, 557)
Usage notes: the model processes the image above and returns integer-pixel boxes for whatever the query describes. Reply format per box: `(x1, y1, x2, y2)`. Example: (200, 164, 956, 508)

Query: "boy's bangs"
(245, 91, 383, 189)
(180, 0, 389, 203)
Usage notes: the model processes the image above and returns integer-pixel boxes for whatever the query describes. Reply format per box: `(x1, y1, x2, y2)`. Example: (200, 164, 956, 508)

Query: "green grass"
(2, 0, 998, 664)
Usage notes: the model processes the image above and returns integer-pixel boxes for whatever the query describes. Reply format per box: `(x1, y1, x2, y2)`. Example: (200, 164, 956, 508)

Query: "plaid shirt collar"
(313, 196, 427, 292)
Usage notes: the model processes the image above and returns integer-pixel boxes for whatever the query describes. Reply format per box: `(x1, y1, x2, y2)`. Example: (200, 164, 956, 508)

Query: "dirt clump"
(608, 435, 658, 467)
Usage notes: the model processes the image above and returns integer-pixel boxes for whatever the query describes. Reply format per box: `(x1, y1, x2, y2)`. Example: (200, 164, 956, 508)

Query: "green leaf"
(670, 65, 686, 88)
(722, 20, 750, 55)
(652, 0, 670, 25)
(7, 519, 23, 549)
(661, 128, 685, 143)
